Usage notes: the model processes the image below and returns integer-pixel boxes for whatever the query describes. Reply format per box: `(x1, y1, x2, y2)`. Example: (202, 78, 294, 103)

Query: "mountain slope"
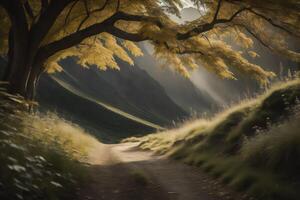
(56, 58, 188, 125)
(37, 57, 194, 142)
(135, 43, 218, 113)
(37, 75, 161, 143)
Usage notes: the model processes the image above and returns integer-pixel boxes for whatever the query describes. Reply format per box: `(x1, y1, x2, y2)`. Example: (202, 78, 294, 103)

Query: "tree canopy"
(0, 0, 299, 98)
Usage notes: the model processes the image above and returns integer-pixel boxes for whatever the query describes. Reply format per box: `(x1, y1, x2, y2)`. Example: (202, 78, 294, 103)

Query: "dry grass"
(22, 112, 99, 162)
(124, 79, 300, 200)
(0, 91, 100, 200)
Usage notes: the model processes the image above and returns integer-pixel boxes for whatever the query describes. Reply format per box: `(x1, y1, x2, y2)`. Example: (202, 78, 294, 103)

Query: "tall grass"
(125, 79, 300, 200)
(241, 110, 300, 177)
(0, 89, 98, 200)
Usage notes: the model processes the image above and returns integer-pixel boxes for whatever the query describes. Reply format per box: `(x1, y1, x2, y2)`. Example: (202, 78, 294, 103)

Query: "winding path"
(78, 142, 249, 200)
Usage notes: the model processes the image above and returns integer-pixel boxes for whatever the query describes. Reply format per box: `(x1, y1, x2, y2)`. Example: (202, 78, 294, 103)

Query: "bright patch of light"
(180, 0, 197, 8)
(159, 0, 196, 9)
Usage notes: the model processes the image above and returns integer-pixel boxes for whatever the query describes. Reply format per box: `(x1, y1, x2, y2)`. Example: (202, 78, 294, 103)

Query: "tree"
(0, 0, 299, 100)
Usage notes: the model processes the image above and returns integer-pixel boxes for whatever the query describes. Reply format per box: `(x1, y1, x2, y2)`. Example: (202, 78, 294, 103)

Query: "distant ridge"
(51, 75, 163, 130)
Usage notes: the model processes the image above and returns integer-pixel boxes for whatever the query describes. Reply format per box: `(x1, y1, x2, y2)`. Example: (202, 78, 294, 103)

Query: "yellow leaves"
(209, 41, 276, 84)
(139, 23, 177, 44)
(115, 20, 143, 33)
(248, 51, 260, 58)
(45, 62, 63, 74)
(76, 41, 119, 70)
(234, 31, 254, 49)
(153, 43, 190, 78)
(139, 23, 161, 38)
(156, 35, 275, 84)
(100, 33, 134, 65)
(181, 56, 198, 70)
(122, 40, 143, 57)
(199, 54, 237, 80)
(44, 33, 146, 73)
(18, 0, 297, 85)
(45, 47, 80, 74)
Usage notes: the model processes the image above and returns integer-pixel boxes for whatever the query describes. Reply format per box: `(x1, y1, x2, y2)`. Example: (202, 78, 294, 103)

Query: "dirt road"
(78, 142, 249, 200)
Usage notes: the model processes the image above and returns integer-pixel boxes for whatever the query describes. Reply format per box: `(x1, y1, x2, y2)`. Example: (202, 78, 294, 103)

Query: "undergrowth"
(0, 88, 98, 200)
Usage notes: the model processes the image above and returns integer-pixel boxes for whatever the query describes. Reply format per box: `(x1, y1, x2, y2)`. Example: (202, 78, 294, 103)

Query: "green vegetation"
(125, 79, 300, 200)
(0, 88, 99, 200)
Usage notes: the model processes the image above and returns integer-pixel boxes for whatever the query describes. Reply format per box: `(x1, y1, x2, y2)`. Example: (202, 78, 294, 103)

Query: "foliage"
(0, 88, 98, 200)
(125, 79, 300, 200)
(1, 0, 300, 85)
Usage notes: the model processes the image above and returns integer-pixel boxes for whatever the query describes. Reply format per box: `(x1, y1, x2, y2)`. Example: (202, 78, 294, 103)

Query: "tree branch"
(177, 6, 249, 40)
(29, 0, 73, 51)
(36, 1, 299, 65)
(247, 9, 300, 37)
(163, 42, 204, 55)
(65, 0, 79, 26)
(24, 1, 35, 20)
(177, 49, 204, 55)
(106, 26, 147, 41)
(213, 0, 223, 21)
(236, 24, 273, 51)
(225, 0, 299, 37)
(40, 0, 49, 15)
(77, 0, 90, 31)
(36, 11, 156, 61)
(77, 0, 110, 31)
(115, 11, 163, 28)
(116, 0, 120, 11)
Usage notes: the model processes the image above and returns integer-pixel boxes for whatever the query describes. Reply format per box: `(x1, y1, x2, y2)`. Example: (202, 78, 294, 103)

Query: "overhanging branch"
(106, 26, 147, 41)
(177, 6, 249, 40)
(77, 0, 110, 31)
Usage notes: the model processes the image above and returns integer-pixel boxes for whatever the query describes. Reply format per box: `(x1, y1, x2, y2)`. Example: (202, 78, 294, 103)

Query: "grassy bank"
(0, 88, 99, 200)
(125, 79, 300, 200)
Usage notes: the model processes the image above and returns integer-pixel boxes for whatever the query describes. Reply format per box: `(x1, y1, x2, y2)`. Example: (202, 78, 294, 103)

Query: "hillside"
(0, 90, 246, 200)
(37, 74, 162, 143)
(135, 43, 217, 113)
(57, 58, 188, 124)
(0, 56, 188, 142)
(36, 57, 195, 142)
(126, 79, 300, 200)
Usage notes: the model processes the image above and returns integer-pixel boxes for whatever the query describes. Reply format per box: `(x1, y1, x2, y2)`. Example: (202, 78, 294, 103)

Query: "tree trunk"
(5, 54, 45, 100)
(3, 30, 47, 99)
(26, 62, 44, 100)
(4, 27, 40, 97)
(8, 63, 31, 96)
(3, 29, 14, 81)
